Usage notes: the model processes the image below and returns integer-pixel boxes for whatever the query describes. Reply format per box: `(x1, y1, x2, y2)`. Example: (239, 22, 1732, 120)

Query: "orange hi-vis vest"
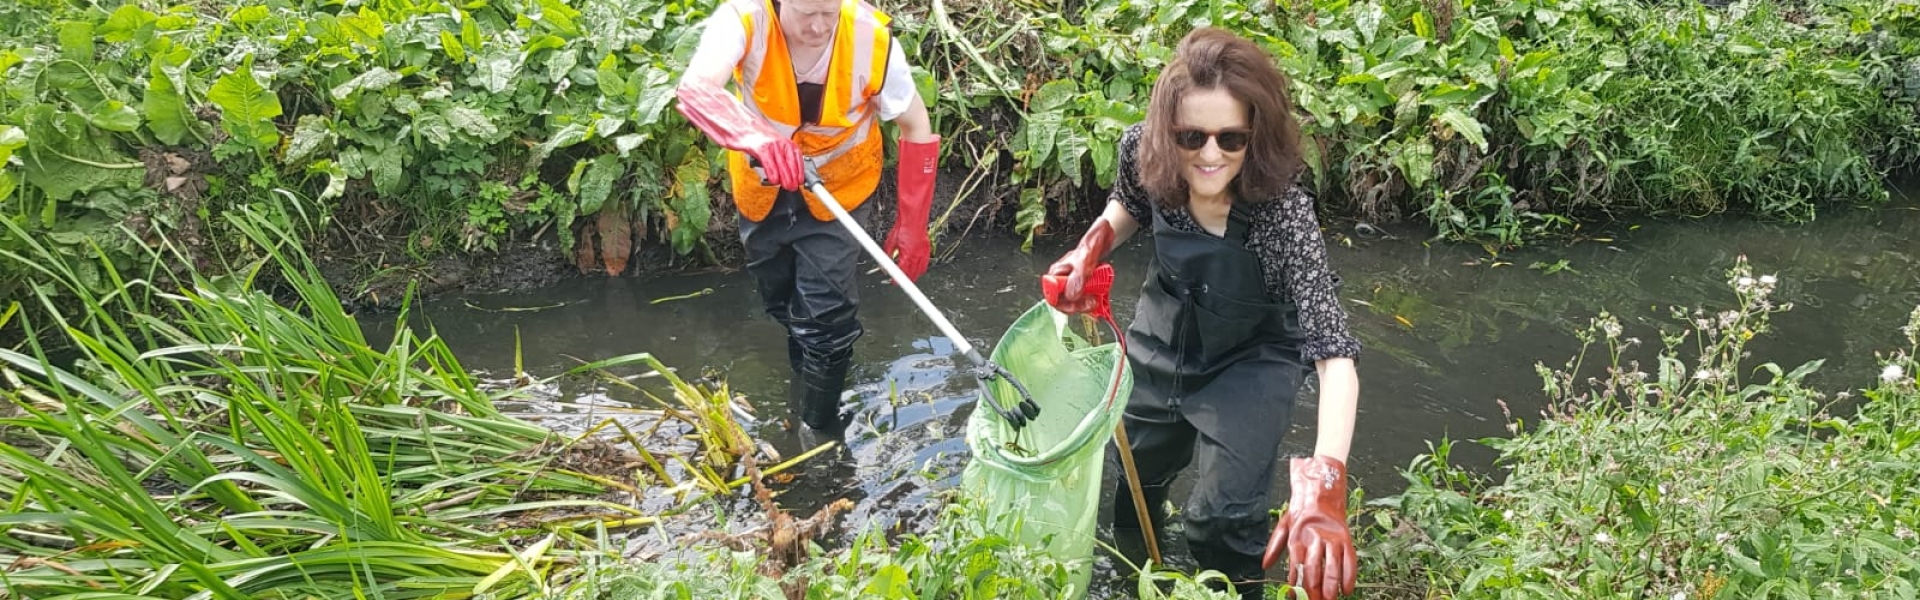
(727, 0, 892, 223)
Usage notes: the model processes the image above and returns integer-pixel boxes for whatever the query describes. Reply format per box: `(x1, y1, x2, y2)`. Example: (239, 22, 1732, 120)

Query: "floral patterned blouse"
(1110, 124, 1363, 364)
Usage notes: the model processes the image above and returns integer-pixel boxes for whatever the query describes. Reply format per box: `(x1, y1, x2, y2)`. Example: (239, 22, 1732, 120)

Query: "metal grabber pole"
(793, 159, 1040, 428)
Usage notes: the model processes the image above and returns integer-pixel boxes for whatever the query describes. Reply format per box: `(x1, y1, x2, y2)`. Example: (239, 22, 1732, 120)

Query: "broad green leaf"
(330, 67, 401, 100)
(576, 156, 623, 215)
(445, 106, 498, 140)
(535, 0, 583, 36)
(58, 21, 96, 62)
(461, 14, 483, 50)
(596, 53, 626, 97)
(670, 152, 710, 255)
(1436, 108, 1487, 151)
(390, 92, 421, 115)
(1337, 72, 1381, 86)
(524, 34, 567, 54)
(1354, 3, 1384, 45)
(312, 160, 348, 200)
(1499, 37, 1517, 64)
(1412, 12, 1433, 40)
(366, 143, 404, 193)
(230, 5, 270, 28)
(209, 56, 284, 150)
(0, 51, 21, 79)
(1030, 79, 1077, 113)
(439, 31, 467, 63)
(1367, 61, 1412, 81)
(862, 564, 910, 595)
(0, 125, 22, 203)
(1090, 140, 1116, 187)
(913, 66, 937, 110)
(594, 116, 625, 138)
(1014, 187, 1044, 251)
(474, 51, 521, 94)
(285, 115, 334, 164)
(0, 125, 26, 164)
(1023, 115, 1059, 167)
(613, 133, 648, 156)
(1055, 130, 1086, 182)
(528, 123, 588, 168)
(546, 48, 579, 84)
(144, 55, 193, 145)
(87, 100, 142, 133)
(414, 114, 452, 146)
(340, 8, 387, 47)
(18, 107, 143, 202)
(101, 5, 157, 43)
(1393, 138, 1435, 188)
(1600, 49, 1628, 69)
(633, 68, 675, 125)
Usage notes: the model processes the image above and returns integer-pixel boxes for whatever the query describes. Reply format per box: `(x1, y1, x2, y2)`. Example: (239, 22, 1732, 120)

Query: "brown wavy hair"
(1138, 27, 1303, 208)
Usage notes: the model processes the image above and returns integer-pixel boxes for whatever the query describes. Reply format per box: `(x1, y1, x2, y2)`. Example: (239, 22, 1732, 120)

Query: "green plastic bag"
(961, 301, 1132, 597)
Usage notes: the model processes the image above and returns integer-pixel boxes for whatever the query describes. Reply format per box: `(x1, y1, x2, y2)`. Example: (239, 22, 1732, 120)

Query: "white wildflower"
(1672, 593, 1687, 600)
(1883, 364, 1906, 384)
(1759, 275, 1776, 285)
(1593, 532, 1613, 544)
(1737, 276, 1755, 289)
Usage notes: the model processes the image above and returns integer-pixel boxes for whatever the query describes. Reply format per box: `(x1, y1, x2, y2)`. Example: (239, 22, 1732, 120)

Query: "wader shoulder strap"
(1226, 202, 1253, 244)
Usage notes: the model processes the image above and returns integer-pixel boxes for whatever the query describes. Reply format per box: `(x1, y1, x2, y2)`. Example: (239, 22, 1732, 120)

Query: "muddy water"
(365, 188, 1919, 593)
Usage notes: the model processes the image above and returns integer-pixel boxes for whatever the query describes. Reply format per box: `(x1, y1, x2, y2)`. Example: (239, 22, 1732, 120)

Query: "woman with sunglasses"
(1043, 27, 1360, 600)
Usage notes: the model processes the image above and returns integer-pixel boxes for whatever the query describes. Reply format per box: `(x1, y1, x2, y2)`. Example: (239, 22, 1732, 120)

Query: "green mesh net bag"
(961, 298, 1132, 596)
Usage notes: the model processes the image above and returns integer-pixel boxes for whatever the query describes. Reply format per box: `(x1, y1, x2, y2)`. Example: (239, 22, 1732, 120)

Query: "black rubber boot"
(1110, 481, 1171, 568)
(786, 336, 805, 379)
(1190, 545, 1267, 600)
(795, 346, 854, 434)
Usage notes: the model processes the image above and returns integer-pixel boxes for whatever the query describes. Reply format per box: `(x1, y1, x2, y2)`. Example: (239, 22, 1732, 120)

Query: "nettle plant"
(1365, 257, 1920, 599)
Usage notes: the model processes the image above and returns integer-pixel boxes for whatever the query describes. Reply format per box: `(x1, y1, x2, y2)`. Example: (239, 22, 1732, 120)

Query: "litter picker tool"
(780, 158, 1042, 428)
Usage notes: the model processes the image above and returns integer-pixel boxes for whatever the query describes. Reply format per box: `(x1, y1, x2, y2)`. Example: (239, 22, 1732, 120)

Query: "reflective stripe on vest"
(727, 0, 891, 223)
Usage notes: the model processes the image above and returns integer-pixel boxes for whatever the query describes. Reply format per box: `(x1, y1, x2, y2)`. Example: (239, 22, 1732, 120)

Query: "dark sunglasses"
(1172, 128, 1252, 152)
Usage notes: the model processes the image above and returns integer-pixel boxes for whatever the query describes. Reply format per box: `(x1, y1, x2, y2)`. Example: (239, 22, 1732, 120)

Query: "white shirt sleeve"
(874, 40, 919, 121)
(685, 6, 748, 84)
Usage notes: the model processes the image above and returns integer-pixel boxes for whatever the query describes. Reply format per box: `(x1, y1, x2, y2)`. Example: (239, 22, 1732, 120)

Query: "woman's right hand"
(1041, 220, 1116, 315)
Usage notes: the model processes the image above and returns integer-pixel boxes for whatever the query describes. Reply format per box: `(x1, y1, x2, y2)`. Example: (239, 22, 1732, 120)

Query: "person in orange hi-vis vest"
(676, 0, 938, 435)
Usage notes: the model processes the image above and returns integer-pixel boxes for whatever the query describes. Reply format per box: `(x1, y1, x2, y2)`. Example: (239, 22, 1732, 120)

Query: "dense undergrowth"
(2, 0, 1918, 310)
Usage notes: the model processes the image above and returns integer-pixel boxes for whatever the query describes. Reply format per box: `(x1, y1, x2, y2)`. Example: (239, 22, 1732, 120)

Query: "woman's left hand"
(1263, 455, 1357, 600)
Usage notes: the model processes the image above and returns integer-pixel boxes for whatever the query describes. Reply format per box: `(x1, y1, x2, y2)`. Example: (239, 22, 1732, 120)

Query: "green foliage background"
(3, 0, 1918, 301)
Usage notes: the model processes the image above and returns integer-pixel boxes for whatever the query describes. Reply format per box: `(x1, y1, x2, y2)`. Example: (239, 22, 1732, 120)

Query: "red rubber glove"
(675, 84, 803, 191)
(1041, 220, 1115, 315)
(1263, 456, 1358, 600)
(1041, 263, 1114, 320)
(884, 136, 938, 282)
